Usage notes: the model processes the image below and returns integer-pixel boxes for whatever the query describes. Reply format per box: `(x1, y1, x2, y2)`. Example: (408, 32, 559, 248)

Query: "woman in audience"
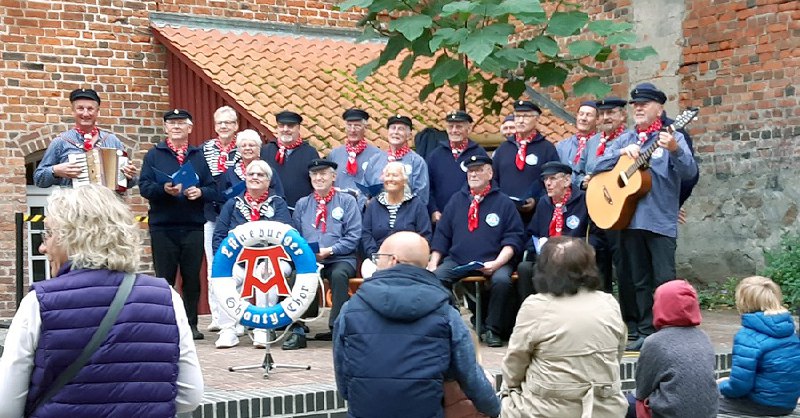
(361, 161, 431, 260)
(501, 236, 627, 418)
(718, 275, 800, 416)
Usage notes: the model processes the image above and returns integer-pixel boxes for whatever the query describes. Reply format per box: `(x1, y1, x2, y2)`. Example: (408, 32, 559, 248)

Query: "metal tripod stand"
(227, 329, 311, 379)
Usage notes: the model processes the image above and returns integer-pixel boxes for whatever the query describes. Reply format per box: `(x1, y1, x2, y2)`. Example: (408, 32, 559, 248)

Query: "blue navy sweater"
(524, 186, 603, 250)
(431, 184, 524, 265)
(426, 139, 488, 214)
(261, 141, 319, 208)
(719, 311, 800, 409)
(492, 134, 559, 201)
(361, 193, 432, 256)
(212, 193, 293, 253)
(139, 141, 218, 231)
(25, 266, 179, 418)
(333, 263, 500, 418)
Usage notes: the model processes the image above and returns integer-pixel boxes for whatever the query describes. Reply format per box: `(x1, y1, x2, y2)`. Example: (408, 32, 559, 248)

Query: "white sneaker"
(235, 324, 246, 337)
(215, 328, 239, 349)
(207, 321, 221, 332)
(253, 329, 268, 349)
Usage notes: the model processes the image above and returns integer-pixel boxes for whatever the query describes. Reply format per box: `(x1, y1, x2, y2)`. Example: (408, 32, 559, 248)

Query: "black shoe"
(625, 336, 645, 352)
(282, 332, 307, 350)
(191, 326, 204, 340)
(483, 330, 503, 348)
(313, 331, 333, 341)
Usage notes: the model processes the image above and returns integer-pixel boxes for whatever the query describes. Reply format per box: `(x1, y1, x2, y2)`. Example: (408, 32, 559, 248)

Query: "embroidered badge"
(265, 205, 275, 218)
(459, 160, 467, 173)
(404, 164, 413, 175)
(485, 213, 500, 227)
(331, 206, 344, 221)
(525, 154, 538, 166)
(566, 215, 580, 230)
(652, 147, 664, 159)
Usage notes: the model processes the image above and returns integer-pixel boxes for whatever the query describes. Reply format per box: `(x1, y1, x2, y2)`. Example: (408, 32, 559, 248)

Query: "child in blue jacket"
(718, 275, 800, 416)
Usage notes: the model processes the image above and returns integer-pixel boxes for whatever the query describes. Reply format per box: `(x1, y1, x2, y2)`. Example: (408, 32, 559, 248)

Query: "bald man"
(333, 232, 500, 418)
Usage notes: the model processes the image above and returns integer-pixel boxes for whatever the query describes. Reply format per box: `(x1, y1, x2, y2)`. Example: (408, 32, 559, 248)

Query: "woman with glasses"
(361, 161, 431, 266)
(211, 159, 293, 349)
(220, 129, 284, 202)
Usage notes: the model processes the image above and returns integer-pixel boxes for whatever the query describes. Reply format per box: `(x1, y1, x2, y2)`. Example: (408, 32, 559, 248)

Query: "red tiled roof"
(152, 24, 575, 154)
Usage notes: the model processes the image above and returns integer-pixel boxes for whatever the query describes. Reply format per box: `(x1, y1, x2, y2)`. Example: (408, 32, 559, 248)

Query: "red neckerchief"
(166, 138, 188, 165)
(468, 184, 491, 232)
(636, 119, 662, 145)
(313, 188, 335, 232)
(245, 190, 269, 221)
(548, 186, 573, 237)
(514, 131, 538, 171)
(573, 132, 594, 164)
(75, 125, 99, 151)
(345, 139, 368, 175)
(387, 144, 411, 162)
(450, 140, 467, 160)
(276, 137, 303, 165)
(215, 138, 236, 173)
(597, 125, 626, 156)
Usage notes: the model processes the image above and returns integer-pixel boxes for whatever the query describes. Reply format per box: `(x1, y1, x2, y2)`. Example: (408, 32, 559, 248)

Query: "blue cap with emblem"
(163, 109, 192, 121)
(70, 88, 101, 104)
(386, 114, 413, 129)
(445, 110, 473, 123)
(342, 108, 369, 121)
(513, 100, 541, 114)
(629, 82, 667, 104)
(308, 159, 338, 172)
(540, 161, 572, 178)
(464, 155, 493, 168)
(596, 96, 628, 109)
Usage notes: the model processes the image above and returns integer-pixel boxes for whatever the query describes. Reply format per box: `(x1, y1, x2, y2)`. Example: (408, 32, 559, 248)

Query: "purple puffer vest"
(24, 267, 180, 418)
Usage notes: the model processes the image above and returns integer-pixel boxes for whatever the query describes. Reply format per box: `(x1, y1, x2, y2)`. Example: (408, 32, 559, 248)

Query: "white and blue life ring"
(210, 220, 319, 329)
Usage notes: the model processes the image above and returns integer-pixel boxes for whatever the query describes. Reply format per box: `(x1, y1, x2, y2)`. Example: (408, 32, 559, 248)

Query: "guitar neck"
(624, 123, 677, 177)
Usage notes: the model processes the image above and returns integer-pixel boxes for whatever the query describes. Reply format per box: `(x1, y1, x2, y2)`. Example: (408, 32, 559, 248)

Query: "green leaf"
(398, 54, 416, 79)
(369, 0, 402, 12)
(516, 12, 547, 25)
(606, 32, 638, 46)
(441, 0, 476, 16)
(429, 27, 468, 51)
(594, 46, 612, 62)
(531, 62, 568, 87)
(620, 46, 658, 61)
(526, 35, 559, 57)
(411, 30, 433, 56)
(389, 15, 434, 41)
(502, 79, 527, 99)
(481, 81, 499, 101)
(475, 55, 505, 74)
(419, 82, 437, 102)
(355, 58, 380, 82)
(493, 47, 530, 63)
(430, 56, 468, 86)
(546, 11, 588, 36)
(499, 0, 543, 14)
(378, 35, 408, 66)
(572, 76, 612, 98)
(567, 40, 603, 58)
(355, 25, 379, 43)
(587, 20, 633, 36)
(458, 23, 514, 64)
(338, 0, 372, 12)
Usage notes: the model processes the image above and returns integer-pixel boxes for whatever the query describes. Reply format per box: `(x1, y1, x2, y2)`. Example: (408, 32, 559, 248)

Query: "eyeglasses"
(42, 228, 56, 240)
(216, 120, 237, 126)
(246, 172, 268, 178)
(370, 253, 395, 263)
(165, 121, 189, 127)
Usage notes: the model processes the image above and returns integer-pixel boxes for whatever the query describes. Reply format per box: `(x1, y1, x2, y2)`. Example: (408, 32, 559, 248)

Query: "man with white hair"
(327, 108, 382, 206)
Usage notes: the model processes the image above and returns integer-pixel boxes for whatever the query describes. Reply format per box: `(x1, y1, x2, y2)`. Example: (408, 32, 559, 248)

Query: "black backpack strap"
(28, 272, 136, 416)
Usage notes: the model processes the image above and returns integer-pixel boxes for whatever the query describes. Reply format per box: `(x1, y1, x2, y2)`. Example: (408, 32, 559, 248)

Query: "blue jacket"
(212, 193, 293, 253)
(261, 141, 319, 208)
(293, 190, 361, 269)
(426, 139, 488, 214)
(574, 130, 637, 190)
(431, 184, 524, 265)
(25, 266, 179, 418)
(333, 264, 500, 418)
(492, 134, 559, 201)
(139, 141, 218, 231)
(719, 311, 800, 409)
(363, 150, 430, 206)
(525, 186, 604, 251)
(205, 151, 285, 222)
(361, 193, 431, 256)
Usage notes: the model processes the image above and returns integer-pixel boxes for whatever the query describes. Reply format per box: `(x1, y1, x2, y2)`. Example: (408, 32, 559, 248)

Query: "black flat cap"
(342, 108, 369, 121)
(629, 82, 667, 104)
(308, 159, 337, 172)
(276, 110, 303, 125)
(579, 100, 597, 109)
(445, 110, 474, 123)
(69, 88, 101, 104)
(540, 161, 573, 177)
(386, 114, 413, 129)
(163, 109, 192, 121)
(597, 96, 628, 109)
(513, 100, 541, 114)
(464, 155, 493, 168)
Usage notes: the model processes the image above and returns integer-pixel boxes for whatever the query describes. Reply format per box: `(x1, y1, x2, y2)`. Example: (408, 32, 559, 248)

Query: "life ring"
(210, 220, 319, 329)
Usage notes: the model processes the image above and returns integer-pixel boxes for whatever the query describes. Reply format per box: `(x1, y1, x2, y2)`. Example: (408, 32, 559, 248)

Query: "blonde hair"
(46, 184, 141, 273)
(214, 105, 237, 122)
(735, 275, 787, 314)
(236, 129, 262, 148)
(246, 159, 273, 180)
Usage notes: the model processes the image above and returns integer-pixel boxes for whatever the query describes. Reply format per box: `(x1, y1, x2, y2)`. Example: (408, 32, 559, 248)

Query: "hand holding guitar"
(657, 131, 679, 153)
(621, 144, 641, 159)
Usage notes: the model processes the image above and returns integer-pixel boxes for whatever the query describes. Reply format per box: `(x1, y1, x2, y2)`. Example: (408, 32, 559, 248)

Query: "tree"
(338, 0, 657, 114)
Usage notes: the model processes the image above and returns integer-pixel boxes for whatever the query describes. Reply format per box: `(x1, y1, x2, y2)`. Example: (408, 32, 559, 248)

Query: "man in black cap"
(594, 82, 698, 351)
(426, 110, 488, 224)
(288, 159, 361, 349)
(427, 155, 524, 347)
(34, 88, 138, 188)
(261, 110, 320, 209)
(492, 100, 559, 224)
(327, 108, 382, 205)
(555, 101, 598, 174)
(500, 114, 516, 138)
(516, 161, 605, 299)
(363, 115, 429, 205)
(139, 109, 218, 340)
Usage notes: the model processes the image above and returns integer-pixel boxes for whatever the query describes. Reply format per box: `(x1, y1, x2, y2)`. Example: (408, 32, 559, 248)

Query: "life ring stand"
(210, 220, 319, 329)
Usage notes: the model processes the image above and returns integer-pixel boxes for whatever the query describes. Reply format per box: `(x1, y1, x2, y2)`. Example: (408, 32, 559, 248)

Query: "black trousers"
(302, 261, 356, 329)
(607, 229, 637, 337)
(620, 229, 677, 336)
(150, 229, 204, 326)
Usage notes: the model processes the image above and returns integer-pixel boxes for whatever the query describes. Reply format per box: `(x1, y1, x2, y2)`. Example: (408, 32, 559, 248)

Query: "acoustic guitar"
(586, 108, 700, 230)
